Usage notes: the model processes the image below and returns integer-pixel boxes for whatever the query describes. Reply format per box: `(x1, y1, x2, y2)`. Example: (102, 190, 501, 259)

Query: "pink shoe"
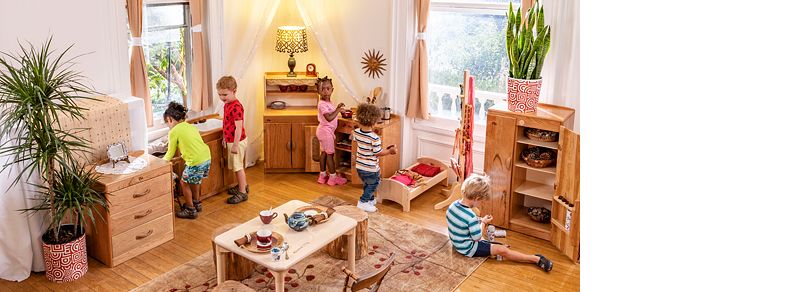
(327, 175, 347, 186)
(317, 173, 329, 184)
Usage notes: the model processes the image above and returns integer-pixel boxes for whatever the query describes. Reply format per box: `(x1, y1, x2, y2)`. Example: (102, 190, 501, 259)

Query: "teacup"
(260, 210, 279, 224)
(271, 247, 282, 261)
(256, 229, 272, 248)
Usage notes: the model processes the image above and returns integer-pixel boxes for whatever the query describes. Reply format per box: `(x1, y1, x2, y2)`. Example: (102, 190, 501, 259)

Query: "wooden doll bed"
(377, 157, 449, 212)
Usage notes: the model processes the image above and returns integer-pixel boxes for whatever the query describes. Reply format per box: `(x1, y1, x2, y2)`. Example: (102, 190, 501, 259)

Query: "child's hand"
(387, 145, 398, 155)
(230, 144, 239, 154)
(480, 215, 493, 224)
(336, 103, 345, 110)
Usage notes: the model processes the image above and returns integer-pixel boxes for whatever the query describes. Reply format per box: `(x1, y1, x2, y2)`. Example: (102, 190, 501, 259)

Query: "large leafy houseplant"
(507, 0, 551, 80)
(0, 38, 104, 244)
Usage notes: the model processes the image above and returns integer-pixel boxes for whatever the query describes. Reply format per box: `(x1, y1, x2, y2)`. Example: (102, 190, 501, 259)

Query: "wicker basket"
(528, 207, 551, 223)
(525, 128, 558, 142)
(520, 146, 556, 168)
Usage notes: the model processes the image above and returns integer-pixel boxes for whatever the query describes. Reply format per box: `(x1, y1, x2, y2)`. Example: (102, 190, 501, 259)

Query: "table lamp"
(275, 26, 308, 77)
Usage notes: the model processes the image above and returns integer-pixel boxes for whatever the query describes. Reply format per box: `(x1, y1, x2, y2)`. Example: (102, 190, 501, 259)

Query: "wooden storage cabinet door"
(304, 125, 321, 172)
(551, 126, 580, 262)
(264, 123, 293, 169)
(291, 123, 305, 169)
(481, 113, 516, 228)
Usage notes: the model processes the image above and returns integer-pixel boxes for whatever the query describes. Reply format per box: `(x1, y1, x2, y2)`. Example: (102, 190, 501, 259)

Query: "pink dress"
(316, 100, 338, 154)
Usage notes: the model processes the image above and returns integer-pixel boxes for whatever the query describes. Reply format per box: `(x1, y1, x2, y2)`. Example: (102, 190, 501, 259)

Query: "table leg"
(215, 244, 226, 285)
(347, 228, 356, 272)
(271, 270, 286, 292)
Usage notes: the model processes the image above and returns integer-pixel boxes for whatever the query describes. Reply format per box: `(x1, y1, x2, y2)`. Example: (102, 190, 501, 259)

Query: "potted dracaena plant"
(0, 38, 108, 282)
(506, 0, 551, 113)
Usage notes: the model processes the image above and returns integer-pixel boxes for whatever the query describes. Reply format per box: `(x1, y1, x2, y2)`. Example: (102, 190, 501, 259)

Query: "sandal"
(535, 254, 553, 272)
(193, 199, 202, 213)
(227, 185, 249, 195)
(227, 190, 248, 204)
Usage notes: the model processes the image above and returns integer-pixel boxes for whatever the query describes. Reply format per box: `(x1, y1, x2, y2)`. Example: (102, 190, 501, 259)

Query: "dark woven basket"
(528, 207, 551, 223)
(520, 147, 556, 168)
(525, 128, 559, 142)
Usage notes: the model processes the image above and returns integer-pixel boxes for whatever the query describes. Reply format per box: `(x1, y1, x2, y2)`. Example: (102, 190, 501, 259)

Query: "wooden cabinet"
(87, 154, 174, 267)
(171, 119, 237, 201)
(481, 103, 580, 262)
(263, 108, 317, 172)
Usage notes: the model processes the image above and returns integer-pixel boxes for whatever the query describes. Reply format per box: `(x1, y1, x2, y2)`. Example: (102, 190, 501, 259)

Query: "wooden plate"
(295, 205, 333, 224)
(242, 231, 285, 253)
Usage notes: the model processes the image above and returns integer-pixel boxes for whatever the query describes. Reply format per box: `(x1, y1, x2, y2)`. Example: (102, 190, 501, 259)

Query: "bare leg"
(319, 151, 328, 172)
(236, 169, 247, 192)
(326, 153, 336, 174)
(180, 180, 194, 208)
(190, 183, 201, 201)
(490, 244, 540, 263)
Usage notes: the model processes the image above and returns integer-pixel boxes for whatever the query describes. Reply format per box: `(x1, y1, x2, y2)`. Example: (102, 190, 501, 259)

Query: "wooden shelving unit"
(509, 207, 551, 240)
(514, 181, 554, 201)
(514, 161, 557, 174)
(516, 136, 559, 149)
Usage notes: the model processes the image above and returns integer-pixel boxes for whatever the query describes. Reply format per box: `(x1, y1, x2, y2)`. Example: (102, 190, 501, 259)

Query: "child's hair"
(315, 76, 333, 90)
(216, 76, 237, 91)
(461, 174, 491, 201)
(355, 103, 382, 126)
(163, 102, 188, 122)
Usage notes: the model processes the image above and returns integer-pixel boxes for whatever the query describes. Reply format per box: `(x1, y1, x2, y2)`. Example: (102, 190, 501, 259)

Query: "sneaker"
(317, 173, 329, 184)
(193, 199, 202, 213)
(357, 201, 377, 213)
(176, 205, 198, 219)
(326, 175, 347, 186)
(227, 191, 248, 204)
(369, 198, 377, 206)
(535, 254, 553, 272)
(227, 185, 249, 195)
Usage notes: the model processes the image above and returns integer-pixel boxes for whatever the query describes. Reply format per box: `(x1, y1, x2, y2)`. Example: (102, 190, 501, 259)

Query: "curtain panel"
(126, 0, 153, 126)
(189, 0, 212, 112)
(405, 0, 430, 119)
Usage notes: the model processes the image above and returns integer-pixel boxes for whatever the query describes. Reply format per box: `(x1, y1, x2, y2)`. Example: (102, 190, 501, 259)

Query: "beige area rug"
(133, 198, 485, 291)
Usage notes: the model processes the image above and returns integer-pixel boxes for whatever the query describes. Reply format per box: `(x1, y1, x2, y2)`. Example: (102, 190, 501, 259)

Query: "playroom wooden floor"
(0, 165, 580, 291)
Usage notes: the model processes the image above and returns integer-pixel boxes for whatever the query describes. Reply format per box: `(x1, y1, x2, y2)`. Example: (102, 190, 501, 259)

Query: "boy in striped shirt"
(353, 103, 397, 212)
(447, 174, 553, 272)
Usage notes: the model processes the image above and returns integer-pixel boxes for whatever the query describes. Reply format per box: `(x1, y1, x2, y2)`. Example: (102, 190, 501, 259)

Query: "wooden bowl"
(279, 85, 290, 92)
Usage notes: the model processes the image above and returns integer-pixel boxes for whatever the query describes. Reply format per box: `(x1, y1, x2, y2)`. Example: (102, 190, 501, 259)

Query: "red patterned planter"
(507, 78, 542, 113)
(42, 229, 88, 283)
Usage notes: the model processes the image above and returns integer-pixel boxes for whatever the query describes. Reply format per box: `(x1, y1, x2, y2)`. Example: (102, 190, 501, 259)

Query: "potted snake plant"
(506, 0, 551, 113)
(0, 38, 105, 282)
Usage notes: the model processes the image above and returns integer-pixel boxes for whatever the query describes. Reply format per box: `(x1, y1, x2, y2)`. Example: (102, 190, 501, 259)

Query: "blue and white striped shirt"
(446, 200, 482, 257)
(353, 128, 382, 172)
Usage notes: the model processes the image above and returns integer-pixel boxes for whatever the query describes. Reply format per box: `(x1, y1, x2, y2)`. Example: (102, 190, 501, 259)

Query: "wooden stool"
(325, 206, 368, 260)
(212, 223, 255, 281)
(212, 280, 256, 292)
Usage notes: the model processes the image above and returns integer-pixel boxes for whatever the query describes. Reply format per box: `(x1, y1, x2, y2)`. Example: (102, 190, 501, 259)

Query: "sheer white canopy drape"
(541, 0, 580, 130)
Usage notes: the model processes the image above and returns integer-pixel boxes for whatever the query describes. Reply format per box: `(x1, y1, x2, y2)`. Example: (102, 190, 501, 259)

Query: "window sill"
(411, 115, 487, 144)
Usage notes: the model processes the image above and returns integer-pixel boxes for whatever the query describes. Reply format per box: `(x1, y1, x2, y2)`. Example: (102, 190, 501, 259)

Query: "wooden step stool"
(212, 223, 255, 281)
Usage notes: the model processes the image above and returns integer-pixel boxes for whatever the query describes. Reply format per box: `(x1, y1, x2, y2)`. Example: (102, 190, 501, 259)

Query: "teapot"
(284, 212, 310, 232)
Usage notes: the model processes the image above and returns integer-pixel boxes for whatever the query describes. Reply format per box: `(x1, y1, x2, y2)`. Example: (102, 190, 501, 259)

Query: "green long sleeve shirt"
(162, 121, 211, 166)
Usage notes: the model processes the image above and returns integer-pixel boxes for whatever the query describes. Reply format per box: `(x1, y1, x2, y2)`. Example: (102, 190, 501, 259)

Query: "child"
(162, 102, 211, 219)
(353, 103, 397, 212)
(315, 76, 348, 186)
(446, 174, 553, 272)
(217, 76, 249, 204)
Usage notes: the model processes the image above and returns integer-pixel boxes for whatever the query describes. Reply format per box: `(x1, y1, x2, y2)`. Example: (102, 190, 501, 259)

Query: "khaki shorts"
(226, 138, 248, 172)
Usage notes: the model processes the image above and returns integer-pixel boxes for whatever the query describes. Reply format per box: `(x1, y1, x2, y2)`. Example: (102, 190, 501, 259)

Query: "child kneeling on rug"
(446, 174, 553, 272)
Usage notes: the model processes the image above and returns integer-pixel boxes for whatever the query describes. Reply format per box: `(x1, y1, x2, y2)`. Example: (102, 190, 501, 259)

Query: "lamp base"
(287, 53, 297, 77)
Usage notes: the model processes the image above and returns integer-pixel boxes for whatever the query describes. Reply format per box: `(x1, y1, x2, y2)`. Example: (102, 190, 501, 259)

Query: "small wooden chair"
(342, 252, 395, 292)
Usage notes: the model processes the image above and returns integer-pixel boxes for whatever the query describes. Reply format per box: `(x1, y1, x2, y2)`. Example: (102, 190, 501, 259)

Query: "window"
(427, 0, 519, 124)
(142, 2, 192, 124)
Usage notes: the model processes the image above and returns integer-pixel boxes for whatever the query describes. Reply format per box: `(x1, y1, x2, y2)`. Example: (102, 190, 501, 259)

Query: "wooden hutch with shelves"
(481, 102, 580, 262)
(262, 72, 400, 184)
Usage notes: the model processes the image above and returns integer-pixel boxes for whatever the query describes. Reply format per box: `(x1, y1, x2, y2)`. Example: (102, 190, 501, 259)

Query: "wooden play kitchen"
(262, 72, 400, 184)
(170, 115, 238, 200)
(480, 103, 580, 262)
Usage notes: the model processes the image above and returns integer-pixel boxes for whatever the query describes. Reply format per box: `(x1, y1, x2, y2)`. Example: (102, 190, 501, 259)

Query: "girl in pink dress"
(315, 77, 347, 185)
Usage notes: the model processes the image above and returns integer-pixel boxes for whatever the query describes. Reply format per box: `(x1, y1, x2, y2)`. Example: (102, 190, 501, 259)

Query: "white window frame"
(414, 0, 518, 143)
(143, 0, 193, 135)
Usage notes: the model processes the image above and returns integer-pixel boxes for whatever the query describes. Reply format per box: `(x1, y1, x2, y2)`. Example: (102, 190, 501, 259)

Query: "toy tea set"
(234, 205, 335, 261)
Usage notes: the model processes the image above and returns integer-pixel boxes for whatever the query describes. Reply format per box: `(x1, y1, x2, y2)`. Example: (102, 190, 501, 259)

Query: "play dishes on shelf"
(294, 205, 334, 224)
(238, 231, 286, 253)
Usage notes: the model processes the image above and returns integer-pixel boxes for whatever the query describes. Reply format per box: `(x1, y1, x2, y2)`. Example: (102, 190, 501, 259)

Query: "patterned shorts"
(182, 160, 211, 185)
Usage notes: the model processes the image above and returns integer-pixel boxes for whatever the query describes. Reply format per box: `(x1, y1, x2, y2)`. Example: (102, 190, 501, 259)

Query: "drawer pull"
(134, 209, 152, 219)
(132, 188, 151, 198)
(136, 229, 154, 240)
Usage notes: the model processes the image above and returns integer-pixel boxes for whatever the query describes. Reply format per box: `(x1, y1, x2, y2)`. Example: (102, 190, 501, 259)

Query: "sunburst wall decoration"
(361, 49, 387, 79)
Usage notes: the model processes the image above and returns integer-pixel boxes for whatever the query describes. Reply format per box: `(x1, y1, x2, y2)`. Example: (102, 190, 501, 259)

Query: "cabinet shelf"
(509, 209, 551, 240)
(265, 91, 317, 96)
(516, 136, 558, 150)
(514, 181, 553, 201)
(514, 161, 557, 174)
(335, 146, 352, 152)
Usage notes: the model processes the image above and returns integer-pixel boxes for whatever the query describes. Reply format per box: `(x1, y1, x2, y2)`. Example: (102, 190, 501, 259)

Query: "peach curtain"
(189, 0, 211, 112)
(126, 0, 153, 126)
(405, 0, 430, 119)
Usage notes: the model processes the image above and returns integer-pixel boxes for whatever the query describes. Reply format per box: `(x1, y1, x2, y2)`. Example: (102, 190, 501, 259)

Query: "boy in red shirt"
(217, 76, 249, 204)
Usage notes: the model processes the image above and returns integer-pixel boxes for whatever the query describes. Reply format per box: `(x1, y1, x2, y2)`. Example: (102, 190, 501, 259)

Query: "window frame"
(143, 0, 193, 130)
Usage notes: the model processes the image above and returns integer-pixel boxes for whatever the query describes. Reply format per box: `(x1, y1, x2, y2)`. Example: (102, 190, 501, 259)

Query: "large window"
(142, 2, 192, 123)
(427, 0, 519, 123)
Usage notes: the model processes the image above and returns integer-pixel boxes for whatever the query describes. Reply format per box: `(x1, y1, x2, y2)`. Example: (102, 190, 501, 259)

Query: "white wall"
(0, 0, 131, 96)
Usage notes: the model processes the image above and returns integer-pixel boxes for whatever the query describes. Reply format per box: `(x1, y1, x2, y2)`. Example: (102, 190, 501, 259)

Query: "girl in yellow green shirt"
(163, 102, 211, 219)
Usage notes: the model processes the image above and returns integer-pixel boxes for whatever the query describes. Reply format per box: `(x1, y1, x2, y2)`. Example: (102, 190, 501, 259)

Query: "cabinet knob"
(286, 141, 292, 151)
(518, 119, 525, 126)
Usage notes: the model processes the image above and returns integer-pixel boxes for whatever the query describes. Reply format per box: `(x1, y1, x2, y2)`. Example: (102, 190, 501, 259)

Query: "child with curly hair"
(353, 103, 397, 212)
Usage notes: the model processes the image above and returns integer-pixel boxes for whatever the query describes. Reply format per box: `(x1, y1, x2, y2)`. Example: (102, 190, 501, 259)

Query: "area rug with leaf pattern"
(133, 201, 485, 291)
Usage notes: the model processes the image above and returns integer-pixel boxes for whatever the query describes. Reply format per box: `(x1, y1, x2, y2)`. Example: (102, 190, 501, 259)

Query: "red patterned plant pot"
(507, 78, 542, 113)
(42, 228, 88, 283)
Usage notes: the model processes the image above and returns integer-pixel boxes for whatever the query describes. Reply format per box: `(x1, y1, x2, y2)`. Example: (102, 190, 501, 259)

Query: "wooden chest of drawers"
(87, 154, 175, 267)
